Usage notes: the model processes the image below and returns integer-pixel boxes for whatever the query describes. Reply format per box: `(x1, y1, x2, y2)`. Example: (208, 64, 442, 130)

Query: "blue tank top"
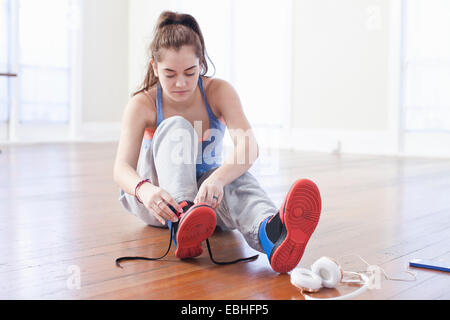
(152, 77, 226, 178)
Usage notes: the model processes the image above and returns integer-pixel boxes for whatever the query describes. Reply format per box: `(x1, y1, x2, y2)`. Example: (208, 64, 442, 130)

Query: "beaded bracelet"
(135, 179, 151, 204)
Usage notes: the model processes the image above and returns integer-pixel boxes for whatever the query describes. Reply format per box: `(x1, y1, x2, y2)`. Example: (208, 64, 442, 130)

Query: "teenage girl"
(113, 11, 322, 273)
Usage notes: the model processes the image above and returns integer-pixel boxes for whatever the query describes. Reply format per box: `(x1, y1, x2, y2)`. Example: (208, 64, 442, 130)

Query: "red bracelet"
(135, 179, 151, 204)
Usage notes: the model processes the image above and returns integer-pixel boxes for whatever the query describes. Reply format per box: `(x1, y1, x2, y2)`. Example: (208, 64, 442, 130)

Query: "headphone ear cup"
(290, 268, 323, 292)
(311, 257, 343, 288)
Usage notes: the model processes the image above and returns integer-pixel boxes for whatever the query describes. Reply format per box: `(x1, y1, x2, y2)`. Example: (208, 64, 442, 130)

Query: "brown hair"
(133, 11, 215, 96)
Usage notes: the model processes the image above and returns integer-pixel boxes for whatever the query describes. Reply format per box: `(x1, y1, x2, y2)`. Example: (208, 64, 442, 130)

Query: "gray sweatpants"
(119, 116, 277, 252)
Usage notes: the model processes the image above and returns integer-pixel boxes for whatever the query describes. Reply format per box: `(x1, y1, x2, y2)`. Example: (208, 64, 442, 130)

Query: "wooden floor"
(0, 142, 449, 300)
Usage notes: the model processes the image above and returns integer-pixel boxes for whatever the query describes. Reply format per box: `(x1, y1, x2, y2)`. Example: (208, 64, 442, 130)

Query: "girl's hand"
(138, 183, 183, 225)
(194, 176, 224, 209)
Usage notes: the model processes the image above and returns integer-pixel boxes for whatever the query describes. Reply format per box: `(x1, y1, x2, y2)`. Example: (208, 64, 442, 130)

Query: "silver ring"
(213, 195, 219, 201)
(155, 199, 164, 206)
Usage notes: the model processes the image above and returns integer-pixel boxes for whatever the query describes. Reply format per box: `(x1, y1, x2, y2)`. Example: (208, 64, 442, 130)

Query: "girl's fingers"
(161, 204, 178, 222)
(212, 191, 223, 209)
(151, 202, 172, 222)
(195, 185, 223, 208)
(205, 188, 213, 206)
(211, 197, 217, 208)
(150, 205, 166, 225)
(196, 186, 206, 204)
(161, 192, 183, 213)
(159, 199, 178, 222)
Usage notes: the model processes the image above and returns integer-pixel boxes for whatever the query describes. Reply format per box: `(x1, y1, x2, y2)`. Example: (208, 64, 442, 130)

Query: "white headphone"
(290, 256, 370, 300)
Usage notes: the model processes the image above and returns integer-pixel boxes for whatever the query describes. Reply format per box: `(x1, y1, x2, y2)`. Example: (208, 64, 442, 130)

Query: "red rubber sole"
(270, 179, 322, 273)
(175, 203, 217, 259)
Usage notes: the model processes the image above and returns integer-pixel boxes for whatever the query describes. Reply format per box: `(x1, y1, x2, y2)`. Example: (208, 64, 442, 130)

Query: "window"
(0, 0, 11, 123)
(18, 0, 73, 124)
(402, 0, 450, 133)
(1, 0, 80, 142)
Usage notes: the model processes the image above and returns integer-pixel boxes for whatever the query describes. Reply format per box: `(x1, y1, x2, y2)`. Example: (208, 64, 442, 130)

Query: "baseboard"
(0, 123, 71, 145)
(286, 128, 400, 155)
(404, 131, 450, 158)
(0, 122, 121, 145)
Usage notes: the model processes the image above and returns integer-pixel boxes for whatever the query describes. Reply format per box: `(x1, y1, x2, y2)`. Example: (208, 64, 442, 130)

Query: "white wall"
(79, 0, 129, 140)
(128, 0, 178, 96)
(290, 0, 402, 155)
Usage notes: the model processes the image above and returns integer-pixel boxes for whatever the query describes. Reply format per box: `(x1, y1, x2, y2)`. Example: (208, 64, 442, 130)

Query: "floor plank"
(0, 142, 449, 300)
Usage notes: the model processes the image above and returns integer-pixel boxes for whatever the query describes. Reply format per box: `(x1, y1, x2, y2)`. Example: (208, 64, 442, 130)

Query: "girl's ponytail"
(133, 11, 215, 96)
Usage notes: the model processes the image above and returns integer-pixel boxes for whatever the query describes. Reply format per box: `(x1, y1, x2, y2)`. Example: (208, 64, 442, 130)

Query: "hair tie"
(161, 19, 197, 34)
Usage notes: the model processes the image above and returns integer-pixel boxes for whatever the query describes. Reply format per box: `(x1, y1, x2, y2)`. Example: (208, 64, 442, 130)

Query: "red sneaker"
(169, 201, 217, 259)
(260, 179, 322, 273)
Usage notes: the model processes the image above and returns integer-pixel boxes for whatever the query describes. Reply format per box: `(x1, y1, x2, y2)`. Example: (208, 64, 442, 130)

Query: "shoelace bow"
(115, 218, 259, 268)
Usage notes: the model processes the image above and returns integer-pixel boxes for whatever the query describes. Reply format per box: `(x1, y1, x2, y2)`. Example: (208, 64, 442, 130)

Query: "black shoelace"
(115, 223, 259, 268)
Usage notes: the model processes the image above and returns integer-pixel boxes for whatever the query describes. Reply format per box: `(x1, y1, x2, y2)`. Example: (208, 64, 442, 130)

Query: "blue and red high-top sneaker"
(167, 200, 217, 259)
(259, 179, 322, 273)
